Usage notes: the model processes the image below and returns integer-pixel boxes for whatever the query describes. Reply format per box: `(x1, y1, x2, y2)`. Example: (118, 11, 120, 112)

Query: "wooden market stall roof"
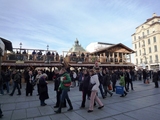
(90, 43, 135, 54)
(0, 37, 13, 51)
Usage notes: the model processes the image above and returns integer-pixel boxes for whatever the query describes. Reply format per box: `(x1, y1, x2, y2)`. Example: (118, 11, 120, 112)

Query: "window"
(153, 36, 156, 43)
(144, 48, 146, 54)
(155, 55, 158, 61)
(136, 59, 138, 64)
(149, 47, 151, 53)
(140, 59, 142, 63)
(150, 56, 152, 62)
(142, 26, 143, 28)
(134, 36, 136, 40)
(139, 42, 140, 47)
(148, 39, 150, 44)
(147, 30, 149, 35)
(139, 36, 140, 39)
(135, 51, 137, 56)
(142, 32, 144, 36)
(135, 44, 137, 49)
(139, 50, 141, 55)
(154, 45, 157, 52)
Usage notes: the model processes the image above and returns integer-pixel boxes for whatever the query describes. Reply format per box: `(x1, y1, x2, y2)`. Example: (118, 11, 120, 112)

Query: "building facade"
(132, 13, 160, 70)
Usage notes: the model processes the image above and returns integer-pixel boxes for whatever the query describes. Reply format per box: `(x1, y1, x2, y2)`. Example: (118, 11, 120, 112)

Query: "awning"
(1, 63, 62, 67)
(69, 63, 135, 67)
(0, 37, 13, 51)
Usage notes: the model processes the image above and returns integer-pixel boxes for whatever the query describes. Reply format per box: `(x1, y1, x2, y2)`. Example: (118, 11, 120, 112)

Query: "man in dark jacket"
(96, 68, 105, 99)
(143, 69, 147, 83)
(9, 70, 21, 96)
(53, 69, 66, 108)
(152, 70, 159, 88)
(126, 69, 134, 91)
(111, 70, 117, 92)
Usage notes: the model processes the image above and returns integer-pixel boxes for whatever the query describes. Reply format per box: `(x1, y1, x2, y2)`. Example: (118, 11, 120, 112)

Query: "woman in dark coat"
(102, 69, 113, 97)
(152, 70, 159, 88)
(111, 70, 117, 92)
(39, 73, 49, 106)
(26, 70, 34, 96)
(80, 69, 90, 108)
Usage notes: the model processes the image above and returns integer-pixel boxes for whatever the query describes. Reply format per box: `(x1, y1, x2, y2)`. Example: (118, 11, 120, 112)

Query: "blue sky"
(0, 0, 160, 56)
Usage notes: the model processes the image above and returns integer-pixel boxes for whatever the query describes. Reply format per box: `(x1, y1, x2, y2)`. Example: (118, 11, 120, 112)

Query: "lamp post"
(47, 45, 49, 51)
(19, 42, 22, 53)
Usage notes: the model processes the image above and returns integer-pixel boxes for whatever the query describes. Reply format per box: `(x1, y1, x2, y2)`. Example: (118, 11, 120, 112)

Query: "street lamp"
(19, 42, 22, 53)
(47, 45, 49, 51)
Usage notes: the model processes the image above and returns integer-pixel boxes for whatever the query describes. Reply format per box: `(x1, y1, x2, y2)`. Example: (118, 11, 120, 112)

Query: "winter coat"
(90, 74, 100, 91)
(103, 73, 111, 86)
(26, 74, 34, 94)
(54, 73, 61, 91)
(152, 72, 158, 82)
(119, 76, 125, 87)
(58, 72, 71, 91)
(39, 77, 49, 100)
(82, 74, 90, 91)
(111, 73, 117, 83)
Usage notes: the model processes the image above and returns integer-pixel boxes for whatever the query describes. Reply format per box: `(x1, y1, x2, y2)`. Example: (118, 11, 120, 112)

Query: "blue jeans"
(10, 82, 21, 95)
(60, 89, 70, 103)
(99, 84, 105, 98)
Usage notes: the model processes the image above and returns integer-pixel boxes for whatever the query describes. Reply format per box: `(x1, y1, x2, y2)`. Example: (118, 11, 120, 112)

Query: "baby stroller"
(0, 104, 3, 118)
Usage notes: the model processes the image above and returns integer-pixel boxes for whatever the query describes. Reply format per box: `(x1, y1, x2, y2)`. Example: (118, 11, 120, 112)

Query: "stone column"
(112, 52, 115, 62)
(117, 52, 119, 63)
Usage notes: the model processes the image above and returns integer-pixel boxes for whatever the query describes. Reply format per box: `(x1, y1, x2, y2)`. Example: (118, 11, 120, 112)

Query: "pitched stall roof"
(0, 37, 13, 51)
(90, 43, 135, 54)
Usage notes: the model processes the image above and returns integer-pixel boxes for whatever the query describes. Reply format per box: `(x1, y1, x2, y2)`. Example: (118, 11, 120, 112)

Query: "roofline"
(90, 43, 135, 54)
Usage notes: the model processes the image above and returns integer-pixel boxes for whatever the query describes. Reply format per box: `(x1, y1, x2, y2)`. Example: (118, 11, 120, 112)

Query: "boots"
(67, 99, 73, 111)
(54, 102, 62, 113)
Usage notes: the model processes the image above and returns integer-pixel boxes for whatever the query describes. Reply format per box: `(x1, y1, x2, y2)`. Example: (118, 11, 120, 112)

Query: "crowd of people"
(0, 67, 159, 116)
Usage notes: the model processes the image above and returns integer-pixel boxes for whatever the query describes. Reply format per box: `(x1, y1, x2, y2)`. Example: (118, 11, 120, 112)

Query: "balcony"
(155, 60, 159, 63)
(143, 53, 146, 56)
(149, 60, 153, 64)
(142, 44, 145, 47)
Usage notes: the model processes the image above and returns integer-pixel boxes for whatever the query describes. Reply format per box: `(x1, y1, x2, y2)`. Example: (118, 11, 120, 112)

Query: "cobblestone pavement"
(0, 80, 160, 120)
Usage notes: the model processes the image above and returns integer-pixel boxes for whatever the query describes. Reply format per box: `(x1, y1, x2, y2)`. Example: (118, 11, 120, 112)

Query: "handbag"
(31, 80, 36, 86)
(108, 84, 112, 90)
(88, 83, 96, 91)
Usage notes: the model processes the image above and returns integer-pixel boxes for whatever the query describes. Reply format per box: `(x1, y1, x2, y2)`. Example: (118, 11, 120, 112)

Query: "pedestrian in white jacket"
(88, 69, 104, 113)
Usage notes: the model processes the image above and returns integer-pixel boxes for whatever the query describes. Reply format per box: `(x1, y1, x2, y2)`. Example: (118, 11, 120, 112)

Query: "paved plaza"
(0, 80, 160, 120)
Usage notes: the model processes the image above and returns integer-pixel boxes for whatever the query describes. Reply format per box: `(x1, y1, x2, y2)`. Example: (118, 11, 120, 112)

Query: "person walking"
(35, 70, 42, 96)
(54, 68, 73, 113)
(88, 69, 104, 113)
(119, 74, 127, 97)
(96, 68, 106, 99)
(9, 70, 21, 96)
(126, 69, 134, 91)
(39, 73, 49, 106)
(102, 69, 113, 97)
(152, 70, 159, 88)
(80, 69, 90, 108)
(26, 70, 34, 96)
(53, 69, 66, 108)
(111, 70, 117, 92)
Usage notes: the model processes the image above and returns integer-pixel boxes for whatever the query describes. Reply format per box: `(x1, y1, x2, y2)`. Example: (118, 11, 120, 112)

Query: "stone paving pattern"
(0, 81, 160, 120)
